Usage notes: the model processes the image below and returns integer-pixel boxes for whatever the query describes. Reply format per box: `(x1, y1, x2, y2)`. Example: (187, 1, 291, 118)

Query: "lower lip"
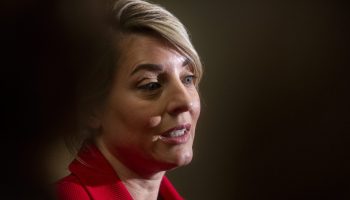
(159, 130, 191, 145)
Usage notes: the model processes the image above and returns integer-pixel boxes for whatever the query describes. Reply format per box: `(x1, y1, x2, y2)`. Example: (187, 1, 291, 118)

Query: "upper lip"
(160, 123, 191, 136)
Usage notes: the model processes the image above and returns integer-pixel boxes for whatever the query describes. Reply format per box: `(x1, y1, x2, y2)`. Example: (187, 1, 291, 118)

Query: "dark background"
(2, 0, 349, 199)
(153, 0, 350, 199)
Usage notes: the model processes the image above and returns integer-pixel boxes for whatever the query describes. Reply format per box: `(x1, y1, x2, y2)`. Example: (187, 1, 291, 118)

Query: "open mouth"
(163, 128, 187, 137)
(159, 124, 191, 144)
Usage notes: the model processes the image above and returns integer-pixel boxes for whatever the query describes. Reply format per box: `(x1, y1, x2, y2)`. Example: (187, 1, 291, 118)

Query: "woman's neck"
(96, 139, 165, 200)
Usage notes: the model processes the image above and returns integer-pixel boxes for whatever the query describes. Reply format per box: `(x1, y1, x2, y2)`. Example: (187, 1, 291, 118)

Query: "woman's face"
(95, 34, 200, 176)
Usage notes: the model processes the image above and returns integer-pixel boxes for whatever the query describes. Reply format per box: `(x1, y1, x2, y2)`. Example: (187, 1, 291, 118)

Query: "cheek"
(118, 101, 161, 132)
(119, 95, 166, 129)
(115, 96, 150, 123)
(148, 116, 162, 128)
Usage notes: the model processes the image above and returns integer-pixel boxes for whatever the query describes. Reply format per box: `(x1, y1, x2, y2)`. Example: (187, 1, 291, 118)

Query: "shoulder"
(55, 174, 91, 200)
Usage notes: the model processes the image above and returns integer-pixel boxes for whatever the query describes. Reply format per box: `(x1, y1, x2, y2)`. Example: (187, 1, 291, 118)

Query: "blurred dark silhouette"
(1, 0, 112, 199)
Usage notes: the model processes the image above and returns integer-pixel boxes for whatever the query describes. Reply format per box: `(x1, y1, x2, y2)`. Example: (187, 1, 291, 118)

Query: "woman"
(56, 0, 203, 199)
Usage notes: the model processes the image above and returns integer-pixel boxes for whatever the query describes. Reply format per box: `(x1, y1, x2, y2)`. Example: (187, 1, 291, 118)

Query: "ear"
(87, 110, 102, 129)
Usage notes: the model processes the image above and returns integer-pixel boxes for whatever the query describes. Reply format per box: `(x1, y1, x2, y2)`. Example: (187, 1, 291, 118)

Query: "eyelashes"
(137, 75, 197, 93)
(138, 82, 161, 91)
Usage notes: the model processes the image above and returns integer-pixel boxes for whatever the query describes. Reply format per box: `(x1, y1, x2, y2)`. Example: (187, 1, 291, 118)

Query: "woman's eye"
(138, 82, 161, 91)
(183, 75, 196, 85)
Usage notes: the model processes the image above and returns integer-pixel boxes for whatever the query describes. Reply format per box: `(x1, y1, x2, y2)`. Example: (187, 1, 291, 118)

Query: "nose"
(166, 81, 194, 116)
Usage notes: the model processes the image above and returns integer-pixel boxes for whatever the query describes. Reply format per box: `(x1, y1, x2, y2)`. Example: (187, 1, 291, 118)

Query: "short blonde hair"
(112, 0, 202, 82)
(69, 0, 203, 151)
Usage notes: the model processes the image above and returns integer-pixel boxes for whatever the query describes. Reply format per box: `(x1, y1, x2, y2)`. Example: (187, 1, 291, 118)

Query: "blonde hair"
(112, 0, 202, 82)
(69, 0, 203, 151)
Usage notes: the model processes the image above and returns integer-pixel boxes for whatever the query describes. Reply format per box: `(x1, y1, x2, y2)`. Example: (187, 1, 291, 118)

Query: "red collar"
(68, 144, 184, 200)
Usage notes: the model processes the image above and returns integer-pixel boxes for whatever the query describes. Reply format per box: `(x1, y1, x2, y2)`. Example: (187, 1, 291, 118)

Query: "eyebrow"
(130, 58, 191, 76)
(130, 63, 163, 76)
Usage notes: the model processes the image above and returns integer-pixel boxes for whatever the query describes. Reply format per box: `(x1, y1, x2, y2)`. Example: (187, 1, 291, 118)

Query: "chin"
(163, 148, 193, 169)
(178, 150, 193, 166)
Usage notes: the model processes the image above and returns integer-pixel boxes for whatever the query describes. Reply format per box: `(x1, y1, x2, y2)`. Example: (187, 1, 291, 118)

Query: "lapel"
(69, 144, 183, 200)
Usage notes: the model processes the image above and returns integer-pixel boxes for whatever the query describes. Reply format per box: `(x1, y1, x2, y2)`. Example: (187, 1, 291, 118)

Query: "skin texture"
(92, 33, 200, 200)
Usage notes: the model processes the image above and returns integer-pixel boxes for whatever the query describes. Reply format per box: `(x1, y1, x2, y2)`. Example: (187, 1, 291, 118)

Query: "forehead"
(116, 34, 187, 74)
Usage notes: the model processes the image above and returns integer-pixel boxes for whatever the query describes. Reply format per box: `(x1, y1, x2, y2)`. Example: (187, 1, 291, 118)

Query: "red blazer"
(56, 144, 184, 200)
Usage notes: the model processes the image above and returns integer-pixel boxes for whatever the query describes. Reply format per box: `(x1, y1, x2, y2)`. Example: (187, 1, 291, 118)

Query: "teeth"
(168, 129, 186, 137)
